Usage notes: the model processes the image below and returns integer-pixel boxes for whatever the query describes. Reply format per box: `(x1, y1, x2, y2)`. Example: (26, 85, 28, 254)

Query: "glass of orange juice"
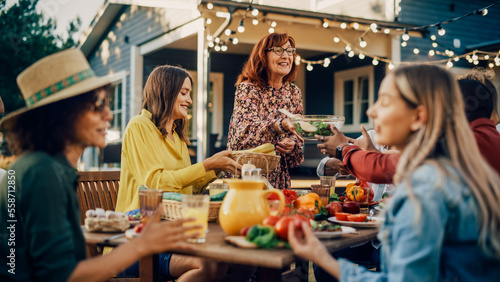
(182, 195, 210, 243)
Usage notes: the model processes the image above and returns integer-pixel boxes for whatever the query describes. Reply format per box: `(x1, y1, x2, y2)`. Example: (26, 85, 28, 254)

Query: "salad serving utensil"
(279, 109, 318, 132)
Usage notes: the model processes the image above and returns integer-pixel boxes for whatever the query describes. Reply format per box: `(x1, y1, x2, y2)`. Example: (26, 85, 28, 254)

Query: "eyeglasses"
(266, 46, 296, 56)
(90, 93, 110, 112)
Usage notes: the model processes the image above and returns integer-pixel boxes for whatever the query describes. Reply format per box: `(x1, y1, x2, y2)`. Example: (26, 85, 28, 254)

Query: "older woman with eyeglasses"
(0, 49, 201, 282)
(227, 32, 304, 189)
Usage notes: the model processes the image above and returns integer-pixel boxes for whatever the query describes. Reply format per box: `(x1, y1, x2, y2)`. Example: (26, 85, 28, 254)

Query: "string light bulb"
(402, 29, 409, 41)
(340, 22, 347, 29)
(484, 54, 490, 60)
(208, 41, 214, 48)
(348, 51, 355, 57)
(268, 27, 274, 33)
(322, 20, 329, 28)
(323, 58, 331, 67)
(401, 41, 407, 47)
(489, 62, 494, 68)
(231, 38, 238, 45)
(413, 48, 420, 54)
(271, 21, 277, 27)
(237, 20, 245, 33)
(429, 50, 435, 56)
(474, 60, 479, 65)
(482, 9, 488, 16)
(472, 53, 478, 60)
(252, 19, 259, 25)
(306, 63, 313, 71)
(446, 60, 453, 68)
(225, 29, 232, 36)
(432, 42, 438, 48)
(214, 44, 221, 51)
(206, 18, 212, 25)
(214, 37, 220, 43)
(251, 6, 259, 16)
(359, 53, 365, 59)
(333, 36, 340, 43)
(454, 56, 459, 62)
(352, 22, 359, 29)
(430, 35, 436, 41)
(384, 29, 390, 34)
(221, 42, 228, 52)
(207, 2, 213, 9)
(345, 45, 352, 52)
(207, 35, 213, 41)
(360, 38, 367, 48)
(388, 62, 395, 70)
(437, 25, 446, 36)
(370, 23, 378, 33)
(372, 58, 379, 65)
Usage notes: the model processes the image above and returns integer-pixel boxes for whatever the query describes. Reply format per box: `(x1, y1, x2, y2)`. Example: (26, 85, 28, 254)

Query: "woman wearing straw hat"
(0, 49, 201, 281)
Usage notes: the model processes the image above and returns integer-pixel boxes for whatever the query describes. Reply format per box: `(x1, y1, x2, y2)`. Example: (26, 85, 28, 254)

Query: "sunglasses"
(266, 46, 296, 56)
(89, 93, 110, 112)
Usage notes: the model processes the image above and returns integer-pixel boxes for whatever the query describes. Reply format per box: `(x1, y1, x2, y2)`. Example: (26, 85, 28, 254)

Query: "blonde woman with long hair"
(289, 65, 500, 281)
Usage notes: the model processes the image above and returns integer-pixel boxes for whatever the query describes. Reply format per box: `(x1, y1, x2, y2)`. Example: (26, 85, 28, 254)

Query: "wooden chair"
(77, 171, 121, 225)
(77, 171, 121, 258)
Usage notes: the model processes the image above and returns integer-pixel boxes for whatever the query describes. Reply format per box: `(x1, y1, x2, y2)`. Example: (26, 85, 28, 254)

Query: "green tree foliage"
(0, 0, 81, 114)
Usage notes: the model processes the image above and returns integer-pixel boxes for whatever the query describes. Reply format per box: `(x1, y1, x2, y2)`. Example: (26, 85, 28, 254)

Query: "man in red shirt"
(319, 78, 500, 183)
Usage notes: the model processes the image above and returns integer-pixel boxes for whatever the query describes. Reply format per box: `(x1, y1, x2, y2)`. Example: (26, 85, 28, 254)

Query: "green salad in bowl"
(292, 115, 345, 140)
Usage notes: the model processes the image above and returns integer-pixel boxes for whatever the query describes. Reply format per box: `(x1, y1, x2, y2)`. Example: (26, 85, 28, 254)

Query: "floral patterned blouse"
(227, 81, 304, 189)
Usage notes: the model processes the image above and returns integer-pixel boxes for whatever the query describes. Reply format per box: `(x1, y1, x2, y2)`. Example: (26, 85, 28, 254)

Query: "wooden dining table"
(83, 222, 378, 282)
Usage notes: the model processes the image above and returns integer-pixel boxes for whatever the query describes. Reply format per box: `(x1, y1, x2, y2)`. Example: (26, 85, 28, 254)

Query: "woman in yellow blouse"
(117, 66, 239, 212)
(116, 65, 245, 281)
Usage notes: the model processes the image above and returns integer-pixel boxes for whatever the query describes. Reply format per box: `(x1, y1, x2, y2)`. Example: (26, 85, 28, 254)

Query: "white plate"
(314, 226, 356, 239)
(328, 216, 384, 228)
(125, 229, 141, 239)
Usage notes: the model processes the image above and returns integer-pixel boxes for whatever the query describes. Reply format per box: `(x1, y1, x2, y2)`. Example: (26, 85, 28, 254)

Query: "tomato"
(274, 216, 293, 241)
(274, 215, 310, 241)
(347, 214, 368, 222)
(240, 226, 250, 236)
(134, 223, 145, 233)
(283, 189, 299, 201)
(267, 193, 280, 201)
(262, 215, 280, 227)
(335, 212, 350, 221)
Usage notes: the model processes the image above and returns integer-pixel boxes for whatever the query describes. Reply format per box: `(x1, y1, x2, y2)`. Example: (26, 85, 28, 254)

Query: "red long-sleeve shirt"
(341, 118, 500, 184)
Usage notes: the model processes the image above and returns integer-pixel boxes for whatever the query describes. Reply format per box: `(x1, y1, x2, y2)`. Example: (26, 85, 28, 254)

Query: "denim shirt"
(339, 163, 500, 282)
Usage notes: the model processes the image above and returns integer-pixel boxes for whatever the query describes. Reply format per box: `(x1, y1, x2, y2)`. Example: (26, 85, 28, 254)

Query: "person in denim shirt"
(289, 64, 500, 281)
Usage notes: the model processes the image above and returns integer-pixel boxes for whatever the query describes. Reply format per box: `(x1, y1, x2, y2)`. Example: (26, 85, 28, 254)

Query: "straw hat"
(0, 48, 116, 130)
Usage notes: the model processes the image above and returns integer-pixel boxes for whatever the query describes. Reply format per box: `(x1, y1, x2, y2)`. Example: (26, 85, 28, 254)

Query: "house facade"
(77, 0, 499, 172)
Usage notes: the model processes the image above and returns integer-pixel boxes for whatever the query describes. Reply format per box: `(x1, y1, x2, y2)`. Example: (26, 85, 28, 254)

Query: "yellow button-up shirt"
(116, 109, 217, 212)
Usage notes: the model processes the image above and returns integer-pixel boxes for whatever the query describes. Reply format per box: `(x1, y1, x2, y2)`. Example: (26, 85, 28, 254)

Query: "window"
(334, 66, 374, 133)
(79, 71, 128, 171)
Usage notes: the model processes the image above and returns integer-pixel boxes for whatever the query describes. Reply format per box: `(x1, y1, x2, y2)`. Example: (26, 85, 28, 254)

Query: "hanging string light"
(359, 38, 367, 48)
(402, 29, 410, 41)
(237, 20, 245, 33)
(437, 24, 446, 36)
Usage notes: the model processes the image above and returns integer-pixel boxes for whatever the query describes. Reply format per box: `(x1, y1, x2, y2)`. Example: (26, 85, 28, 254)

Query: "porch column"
(196, 21, 210, 162)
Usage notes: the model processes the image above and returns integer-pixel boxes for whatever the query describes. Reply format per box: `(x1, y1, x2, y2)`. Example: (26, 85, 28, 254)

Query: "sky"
(6, 0, 105, 39)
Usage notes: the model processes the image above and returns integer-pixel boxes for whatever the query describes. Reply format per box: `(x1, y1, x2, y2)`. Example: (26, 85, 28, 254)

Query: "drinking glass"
(208, 182, 229, 196)
(320, 176, 336, 196)
(182, 195, 210, 243)
(311, 185, 330, 206)
(354, 187, 371, 214)
(139, 189, 163, 224)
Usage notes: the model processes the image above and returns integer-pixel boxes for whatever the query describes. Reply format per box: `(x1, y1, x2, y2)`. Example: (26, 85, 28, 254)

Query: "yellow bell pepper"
(346, 183, 365, 202)
(294, 193, 322, 214)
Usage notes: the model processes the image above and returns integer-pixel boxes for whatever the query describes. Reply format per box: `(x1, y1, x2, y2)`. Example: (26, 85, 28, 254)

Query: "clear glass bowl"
(291, 115, 345, 140)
